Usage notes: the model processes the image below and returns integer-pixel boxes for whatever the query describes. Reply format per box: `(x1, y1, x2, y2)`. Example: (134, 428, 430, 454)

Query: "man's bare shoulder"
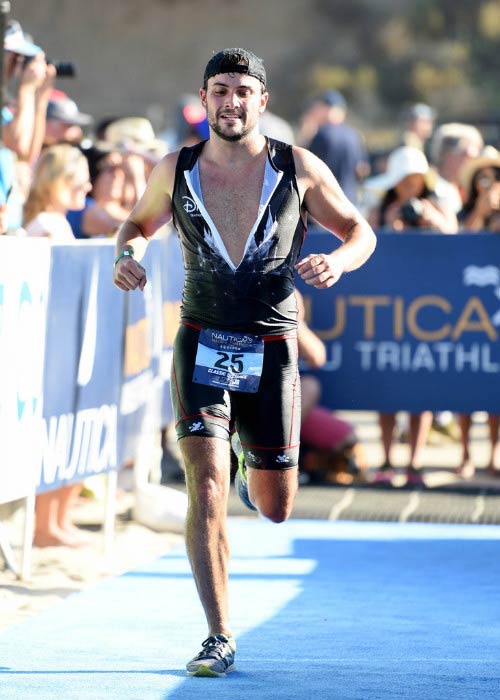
(292, 145, 333, 199)
(149, 150, 181, 196)
(292, 145, 328, 180)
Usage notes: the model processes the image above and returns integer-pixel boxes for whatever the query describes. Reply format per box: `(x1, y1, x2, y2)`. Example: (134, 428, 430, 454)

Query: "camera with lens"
(400, 197, 425, 226)
(48, 60, 76, 78)
(22, 54, 76, 78)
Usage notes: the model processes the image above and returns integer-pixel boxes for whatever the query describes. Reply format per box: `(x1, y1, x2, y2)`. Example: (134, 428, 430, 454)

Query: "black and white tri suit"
(171, 137, 307, 469)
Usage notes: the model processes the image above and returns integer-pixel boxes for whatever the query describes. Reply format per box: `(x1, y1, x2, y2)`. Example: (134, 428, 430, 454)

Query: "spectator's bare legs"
(181, 436, 233, 638)
(487, 414, 500, 476)
(379, 412, 396, 467)
(457, 413, 475, 478)
(408, 411, 433, 470)
(56, 483, 90, 543)
(34, 488, 82, 547)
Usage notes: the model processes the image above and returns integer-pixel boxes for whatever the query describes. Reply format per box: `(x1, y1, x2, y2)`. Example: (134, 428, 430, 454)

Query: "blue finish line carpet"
(1, 519, 500, 699)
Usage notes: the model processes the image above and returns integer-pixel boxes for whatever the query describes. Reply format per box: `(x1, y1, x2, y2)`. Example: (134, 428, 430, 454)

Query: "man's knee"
(182, 450, 229, 514)
(257, 502, 293, 523)
(250, 480, 297, 523)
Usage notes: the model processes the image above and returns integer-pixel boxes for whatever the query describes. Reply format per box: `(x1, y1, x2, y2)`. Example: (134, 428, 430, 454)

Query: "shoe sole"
(188, 663, 236, 677)
(235, 462, 257, 511)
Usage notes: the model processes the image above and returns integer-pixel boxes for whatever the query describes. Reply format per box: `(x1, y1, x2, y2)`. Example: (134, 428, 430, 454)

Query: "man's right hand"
(20, 53, 49, 89)
(113, 257, 147, 291)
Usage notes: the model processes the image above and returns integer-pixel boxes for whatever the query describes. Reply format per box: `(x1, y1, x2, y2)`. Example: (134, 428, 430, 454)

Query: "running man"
(113, 48, 376, 677)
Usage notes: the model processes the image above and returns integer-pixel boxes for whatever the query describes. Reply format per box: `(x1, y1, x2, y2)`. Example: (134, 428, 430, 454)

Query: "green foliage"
(294, 0, 499, 128)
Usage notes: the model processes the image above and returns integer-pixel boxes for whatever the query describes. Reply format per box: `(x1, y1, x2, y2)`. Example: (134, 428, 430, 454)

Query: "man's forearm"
(4, 85, 37, 159)
(335, 221, 377, 272)
(115, 219, 149, 260)
(29, 93, 51, 166)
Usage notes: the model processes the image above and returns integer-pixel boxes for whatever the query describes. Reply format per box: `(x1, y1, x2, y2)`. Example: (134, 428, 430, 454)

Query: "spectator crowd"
(1, 19, 499, 545)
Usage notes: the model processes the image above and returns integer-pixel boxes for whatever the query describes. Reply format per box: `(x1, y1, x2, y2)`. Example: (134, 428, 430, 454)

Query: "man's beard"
(208, 114, 253, 142)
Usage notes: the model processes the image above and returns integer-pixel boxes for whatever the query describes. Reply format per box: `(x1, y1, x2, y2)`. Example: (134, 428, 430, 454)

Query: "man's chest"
(201, 175, 263, 241)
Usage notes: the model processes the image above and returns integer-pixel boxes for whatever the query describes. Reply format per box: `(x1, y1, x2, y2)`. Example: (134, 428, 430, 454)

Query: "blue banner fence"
(1, 229, 499, 497)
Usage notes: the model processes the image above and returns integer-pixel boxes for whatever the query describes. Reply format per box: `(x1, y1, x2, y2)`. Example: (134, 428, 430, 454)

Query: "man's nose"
(224, 92, 239, 108)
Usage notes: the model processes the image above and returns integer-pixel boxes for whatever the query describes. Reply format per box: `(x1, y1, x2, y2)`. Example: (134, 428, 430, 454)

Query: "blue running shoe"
(234, 452, 257, 511)
(186, 633, 236, 677)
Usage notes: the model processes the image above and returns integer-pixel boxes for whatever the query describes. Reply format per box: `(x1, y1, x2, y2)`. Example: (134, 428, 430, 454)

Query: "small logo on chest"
(183, 196, 201, 216)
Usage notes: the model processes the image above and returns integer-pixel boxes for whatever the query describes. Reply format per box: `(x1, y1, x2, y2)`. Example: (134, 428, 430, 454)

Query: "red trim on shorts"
(180, 320, 202, 331)
(261, 333, 295, 341)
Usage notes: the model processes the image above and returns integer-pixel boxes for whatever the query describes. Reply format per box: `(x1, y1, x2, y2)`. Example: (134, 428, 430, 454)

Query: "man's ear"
(199, 88, 207, 109)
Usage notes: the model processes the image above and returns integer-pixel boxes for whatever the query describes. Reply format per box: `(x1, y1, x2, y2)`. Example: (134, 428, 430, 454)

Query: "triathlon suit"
(171, 137, 306, 469)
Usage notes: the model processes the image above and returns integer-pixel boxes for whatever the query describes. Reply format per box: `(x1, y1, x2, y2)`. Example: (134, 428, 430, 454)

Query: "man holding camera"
(3, 20, 55, 160)
(1, 19, 55, 232)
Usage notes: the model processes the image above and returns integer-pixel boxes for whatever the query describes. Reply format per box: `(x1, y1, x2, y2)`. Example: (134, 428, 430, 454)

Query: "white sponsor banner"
(0, 238, 50, 504)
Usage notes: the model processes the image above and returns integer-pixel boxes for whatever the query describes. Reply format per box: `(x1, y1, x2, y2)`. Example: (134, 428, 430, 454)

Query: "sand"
(0, 492, 183, 633)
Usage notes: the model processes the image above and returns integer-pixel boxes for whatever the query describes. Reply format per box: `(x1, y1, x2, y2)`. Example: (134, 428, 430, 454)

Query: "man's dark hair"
(203, 48, 267, 91)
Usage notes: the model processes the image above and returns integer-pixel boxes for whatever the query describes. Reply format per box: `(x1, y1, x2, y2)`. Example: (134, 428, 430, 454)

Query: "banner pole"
(20, 490, 36, 580)
(103, 470, 117, 569)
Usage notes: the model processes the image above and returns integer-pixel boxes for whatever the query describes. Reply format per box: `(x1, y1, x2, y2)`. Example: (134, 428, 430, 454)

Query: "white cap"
(4, 19, 42, 57)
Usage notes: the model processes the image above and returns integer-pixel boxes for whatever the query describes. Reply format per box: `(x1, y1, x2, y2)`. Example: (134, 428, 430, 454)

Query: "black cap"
(203, 48, 266, 89)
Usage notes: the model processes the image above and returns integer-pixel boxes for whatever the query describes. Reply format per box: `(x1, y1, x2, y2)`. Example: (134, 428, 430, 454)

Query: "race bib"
(193, 328, 264, 393)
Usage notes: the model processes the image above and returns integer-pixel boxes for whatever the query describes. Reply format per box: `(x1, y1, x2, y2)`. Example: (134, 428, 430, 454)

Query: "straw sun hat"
(100, 117, 167, 157)
(459, 146, 500, 198)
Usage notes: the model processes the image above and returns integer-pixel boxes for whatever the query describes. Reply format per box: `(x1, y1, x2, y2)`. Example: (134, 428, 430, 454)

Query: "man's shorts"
(171, 322, 301, 469)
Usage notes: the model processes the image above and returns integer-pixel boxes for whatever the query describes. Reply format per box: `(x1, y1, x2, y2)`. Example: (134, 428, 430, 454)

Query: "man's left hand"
(295, 252, 344, 288)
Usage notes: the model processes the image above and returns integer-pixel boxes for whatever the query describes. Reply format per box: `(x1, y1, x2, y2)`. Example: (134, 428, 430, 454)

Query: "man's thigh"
(171, 323, 232, 440)
(232, 335, 301, 470)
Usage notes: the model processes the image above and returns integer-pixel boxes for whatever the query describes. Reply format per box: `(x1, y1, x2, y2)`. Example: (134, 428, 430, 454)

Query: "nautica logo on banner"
(463, 265, 500, 326)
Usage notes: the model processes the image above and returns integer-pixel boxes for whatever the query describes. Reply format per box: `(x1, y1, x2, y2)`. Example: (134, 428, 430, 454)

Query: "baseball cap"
(4, 19, 41, 57)
(316, 90, 346, 109)
(203, 48, 266, 89)
(406, 103, 436, 121)
(46, 97, 94, 126)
